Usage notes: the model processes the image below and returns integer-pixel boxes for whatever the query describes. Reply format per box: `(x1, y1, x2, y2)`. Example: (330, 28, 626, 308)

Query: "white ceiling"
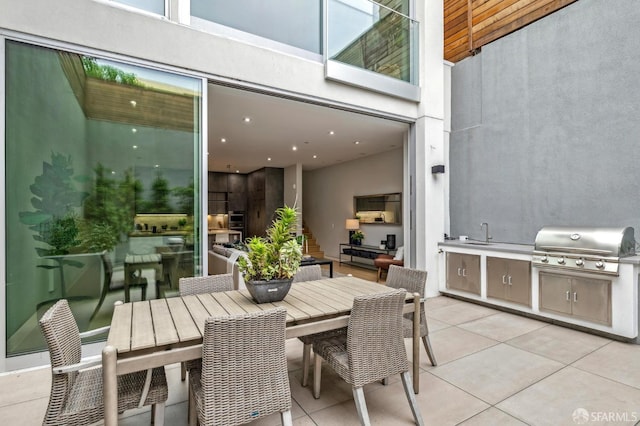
(207, 84, 409, 173)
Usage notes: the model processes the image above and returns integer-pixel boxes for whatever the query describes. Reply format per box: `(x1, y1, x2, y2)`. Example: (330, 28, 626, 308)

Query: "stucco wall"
(449, 0, 640, 244)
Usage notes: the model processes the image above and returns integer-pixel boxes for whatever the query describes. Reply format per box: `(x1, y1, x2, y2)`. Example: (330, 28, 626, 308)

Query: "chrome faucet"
(480, 222, 492, 243)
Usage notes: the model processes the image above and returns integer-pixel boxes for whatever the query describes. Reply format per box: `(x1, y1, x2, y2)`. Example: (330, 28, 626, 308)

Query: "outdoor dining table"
(102, 276, 423, 425)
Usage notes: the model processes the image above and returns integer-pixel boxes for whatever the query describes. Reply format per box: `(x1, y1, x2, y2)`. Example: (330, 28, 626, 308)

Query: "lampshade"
(345, 219, 360, 230)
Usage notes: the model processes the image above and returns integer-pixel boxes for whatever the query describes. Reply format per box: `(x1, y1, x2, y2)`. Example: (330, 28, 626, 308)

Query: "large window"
(112, 0, 165, 15)
(191, 0, 322, 54)
(5, 41, 202, 356)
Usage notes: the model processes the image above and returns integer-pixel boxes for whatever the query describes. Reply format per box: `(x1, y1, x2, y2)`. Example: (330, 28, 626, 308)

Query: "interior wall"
(449, 0, 640, 244)
(303, 148, 404, 259)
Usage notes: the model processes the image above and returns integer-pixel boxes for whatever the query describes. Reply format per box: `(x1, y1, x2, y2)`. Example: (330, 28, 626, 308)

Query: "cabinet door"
(211, 172, 228, 192)
(571, 277, 611, 326)
(539, 272, 572, 315)
(446, 253, 480, 295)
(486, 257, 507, 301)
(505, 259, 531, 307)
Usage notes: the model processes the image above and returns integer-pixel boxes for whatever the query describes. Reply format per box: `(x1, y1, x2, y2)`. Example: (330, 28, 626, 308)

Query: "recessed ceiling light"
(221, 138, 226, 143)
(292, 146, 297, 151)
(131, 128, 137, 133)
(354, 141, 360, 145)
(130, 100, 137, 107)
(313, 154, 317, 159)
(111, 171, 116, 175)
(132, 145, 138, 149)
(329, 131, 335, 135)
(155, 164, 159, 168)
(243, 117, 251, 123)
(235, 170, 240, 173)
(267, 157, 272, 161)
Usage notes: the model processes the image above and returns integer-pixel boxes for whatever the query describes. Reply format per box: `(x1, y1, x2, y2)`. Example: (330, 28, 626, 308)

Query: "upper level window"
(191, 0, 322, 54)
(110, 0, 165, 15)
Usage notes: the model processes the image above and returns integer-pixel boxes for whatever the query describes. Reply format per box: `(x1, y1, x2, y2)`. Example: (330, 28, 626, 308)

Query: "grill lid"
(534, 226, 636, 258)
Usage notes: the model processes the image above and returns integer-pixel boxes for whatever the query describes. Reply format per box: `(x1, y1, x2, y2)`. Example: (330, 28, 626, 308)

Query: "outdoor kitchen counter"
(438, 239, 640, 342)
(438, 240, 533, 255)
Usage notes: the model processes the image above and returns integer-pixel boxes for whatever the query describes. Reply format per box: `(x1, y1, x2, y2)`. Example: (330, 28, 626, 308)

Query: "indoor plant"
(237, 205, 302, 303)
(351, 230, 365, 246)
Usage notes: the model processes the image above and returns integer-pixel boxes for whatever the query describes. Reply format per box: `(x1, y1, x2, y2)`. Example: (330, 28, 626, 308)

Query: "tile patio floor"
(2, 295, 640, 425)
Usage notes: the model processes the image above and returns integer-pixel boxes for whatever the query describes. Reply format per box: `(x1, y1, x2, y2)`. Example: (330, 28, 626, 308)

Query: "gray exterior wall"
(449, 0, 640, 245)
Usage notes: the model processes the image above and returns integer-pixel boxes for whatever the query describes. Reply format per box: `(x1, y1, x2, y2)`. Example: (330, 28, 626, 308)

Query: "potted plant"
(237, 205, 302, 303)
(351, 230, 365, 246)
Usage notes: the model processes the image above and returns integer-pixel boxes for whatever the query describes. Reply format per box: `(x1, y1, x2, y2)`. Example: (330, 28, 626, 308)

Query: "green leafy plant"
(237, 206, 302, 281)
(83, 164, 138, 251)
(352, 230, 365, 243)
(145, 171, 172, 213)
(19, 152, 89, 256)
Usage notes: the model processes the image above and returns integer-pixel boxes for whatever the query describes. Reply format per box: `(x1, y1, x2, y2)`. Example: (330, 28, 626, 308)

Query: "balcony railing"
(325, 0, 419, 101)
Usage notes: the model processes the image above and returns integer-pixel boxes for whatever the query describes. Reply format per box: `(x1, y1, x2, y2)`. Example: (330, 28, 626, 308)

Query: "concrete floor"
(2, 263, 640, 425)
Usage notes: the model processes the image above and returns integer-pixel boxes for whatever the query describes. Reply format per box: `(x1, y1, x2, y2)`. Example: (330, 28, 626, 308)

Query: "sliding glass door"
(4, 40, 202, 356)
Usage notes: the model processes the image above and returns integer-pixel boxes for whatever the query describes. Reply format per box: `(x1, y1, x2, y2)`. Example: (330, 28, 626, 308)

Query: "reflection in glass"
(191, 0, 322, 53)
(5, 40, 201, 356)
(112, 0, 165, 15)
(328, 0, 417, 83)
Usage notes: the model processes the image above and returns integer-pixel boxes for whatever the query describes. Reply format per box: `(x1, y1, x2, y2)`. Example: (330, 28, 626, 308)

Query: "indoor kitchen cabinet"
(539, 271, 611, 326)
(247, 167, 283, 237)
(446, 253, 480, 295)
(486, 257, 531, 307)
(227, 173, 247, 212)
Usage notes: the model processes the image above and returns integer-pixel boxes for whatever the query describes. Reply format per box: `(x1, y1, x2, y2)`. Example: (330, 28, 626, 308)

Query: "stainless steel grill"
(532, 226, 635, 276)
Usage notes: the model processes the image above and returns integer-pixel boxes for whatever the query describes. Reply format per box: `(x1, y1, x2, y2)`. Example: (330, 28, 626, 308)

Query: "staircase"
(302, 225, 324, 259)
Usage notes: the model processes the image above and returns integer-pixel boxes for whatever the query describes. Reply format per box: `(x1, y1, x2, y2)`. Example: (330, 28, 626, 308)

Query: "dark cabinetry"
(207, 172, 247, 214)
(247, 167, 284, 237)
(227, 173, 247, 212)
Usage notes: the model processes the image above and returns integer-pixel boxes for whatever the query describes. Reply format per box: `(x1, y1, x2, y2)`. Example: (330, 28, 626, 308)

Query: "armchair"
(374, 246, 405, 282)
(39, 299, 167, 426)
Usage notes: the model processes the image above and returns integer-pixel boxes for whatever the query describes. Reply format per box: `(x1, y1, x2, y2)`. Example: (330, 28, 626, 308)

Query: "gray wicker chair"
(39, 299, 167, 426)
(292, 264, 322, 283)
(179, 274, 234, 381)
(312, 289, 424, 426)
(179, 274, 234, 296)
(188, 307, 293, 426)
(292, 264, 347, 387)
(386, 265, 437, 366)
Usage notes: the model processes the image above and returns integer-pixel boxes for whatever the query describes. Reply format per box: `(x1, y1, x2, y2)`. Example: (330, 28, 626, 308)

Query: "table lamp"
(345, 219, 360, 243)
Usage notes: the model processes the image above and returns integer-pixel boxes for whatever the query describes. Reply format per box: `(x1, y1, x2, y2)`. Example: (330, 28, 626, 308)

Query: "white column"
(413, 0, 447, 297)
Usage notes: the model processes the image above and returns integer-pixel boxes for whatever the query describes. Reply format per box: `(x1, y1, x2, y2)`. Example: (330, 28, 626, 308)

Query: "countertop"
(129, 231, 187, 237)
(208, 229, 241, 235)
(438, 240, 533, 255)
(439, 240, 640, 264)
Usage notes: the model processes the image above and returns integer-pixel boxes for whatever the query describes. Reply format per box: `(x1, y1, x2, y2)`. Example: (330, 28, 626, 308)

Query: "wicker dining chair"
(188, 307, 293, 426)
(292, 264, 347, 387)
(292, 264, 322, 283)
(91, 252, 148, 320)
(386, 265, 437, 366)
(312, 289, 424, 426)
(39, 299, 168, 426)
(178, 274, 234, 381)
